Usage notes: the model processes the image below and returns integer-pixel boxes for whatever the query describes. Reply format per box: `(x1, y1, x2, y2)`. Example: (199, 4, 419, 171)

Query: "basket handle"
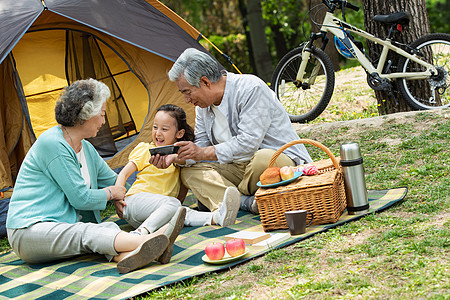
(268, 139, 340, 170)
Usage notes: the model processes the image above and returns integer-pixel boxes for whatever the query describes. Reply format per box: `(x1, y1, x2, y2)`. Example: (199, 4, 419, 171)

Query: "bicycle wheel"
(396, 33, 450, 110)
(271, 46, 335, 123)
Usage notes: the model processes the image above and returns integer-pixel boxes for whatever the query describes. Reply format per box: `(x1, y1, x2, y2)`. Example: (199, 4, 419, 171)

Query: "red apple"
(280, 166, 294, 181)
(205, 242, 225, 260)
(225, 238, 246, 257)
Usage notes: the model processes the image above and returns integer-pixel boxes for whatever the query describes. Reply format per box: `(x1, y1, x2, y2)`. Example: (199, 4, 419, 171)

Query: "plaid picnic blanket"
(0, 187, 407, 300)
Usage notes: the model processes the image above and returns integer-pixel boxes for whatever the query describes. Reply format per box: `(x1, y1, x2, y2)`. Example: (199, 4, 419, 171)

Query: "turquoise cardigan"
(7, 126, 118, 228)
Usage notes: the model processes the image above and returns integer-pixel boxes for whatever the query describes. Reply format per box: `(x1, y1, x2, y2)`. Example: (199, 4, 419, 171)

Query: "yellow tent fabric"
(0, 0, 217, 189)
(13, 14, 197, 171)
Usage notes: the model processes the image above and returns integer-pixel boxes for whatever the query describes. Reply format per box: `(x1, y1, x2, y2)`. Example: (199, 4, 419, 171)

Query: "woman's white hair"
(55, 78, 110, 126)
(79, 79, 110, 120)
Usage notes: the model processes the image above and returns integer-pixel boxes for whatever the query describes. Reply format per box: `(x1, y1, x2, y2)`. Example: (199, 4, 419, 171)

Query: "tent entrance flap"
(0, 55, 34, 190)
(66, 31, 137, 157)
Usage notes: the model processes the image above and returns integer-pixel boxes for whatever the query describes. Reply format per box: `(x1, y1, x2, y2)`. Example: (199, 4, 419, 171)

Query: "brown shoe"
(117, 234, 169, 274)
(158, 206, 186, 264)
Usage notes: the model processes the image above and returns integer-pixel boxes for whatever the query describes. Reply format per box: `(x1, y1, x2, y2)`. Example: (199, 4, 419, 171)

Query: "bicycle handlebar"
(322, 0, 360, 12)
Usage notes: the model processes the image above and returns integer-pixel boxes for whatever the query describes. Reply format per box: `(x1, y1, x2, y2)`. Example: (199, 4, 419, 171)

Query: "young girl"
(114, 104, 193, 264)
(115, 104, 240, 242)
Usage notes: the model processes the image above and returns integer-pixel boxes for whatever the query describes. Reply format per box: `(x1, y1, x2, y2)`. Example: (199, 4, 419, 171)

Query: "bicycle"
(271, 0, 450, 123)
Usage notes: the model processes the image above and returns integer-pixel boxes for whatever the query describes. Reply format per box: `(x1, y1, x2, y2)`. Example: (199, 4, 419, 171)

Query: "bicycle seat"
(373, 12, 411, 25)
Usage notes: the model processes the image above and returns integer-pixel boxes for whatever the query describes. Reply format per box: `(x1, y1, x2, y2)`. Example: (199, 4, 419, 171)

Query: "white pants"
(122, 192, 181, 233)
(7, 221, 121, 263)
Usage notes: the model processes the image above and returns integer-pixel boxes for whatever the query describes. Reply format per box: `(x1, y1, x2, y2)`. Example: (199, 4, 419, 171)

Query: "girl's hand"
(149, 153, 176, 169)
(113, 199, 126, 219)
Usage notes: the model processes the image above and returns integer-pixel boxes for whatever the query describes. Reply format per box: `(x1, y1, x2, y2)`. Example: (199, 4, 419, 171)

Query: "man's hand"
(175, 141, 217, 161)
(149, 153, 177, 169)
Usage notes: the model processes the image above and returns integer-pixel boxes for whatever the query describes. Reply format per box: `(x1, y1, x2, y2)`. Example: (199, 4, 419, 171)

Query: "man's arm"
(175, 141, 216, 162)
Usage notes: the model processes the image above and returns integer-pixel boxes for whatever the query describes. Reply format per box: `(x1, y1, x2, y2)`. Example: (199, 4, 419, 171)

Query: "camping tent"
(0, 0, 218, 193)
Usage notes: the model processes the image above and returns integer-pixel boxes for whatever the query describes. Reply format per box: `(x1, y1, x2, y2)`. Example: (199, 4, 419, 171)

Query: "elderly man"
(168, 48, 312, 227)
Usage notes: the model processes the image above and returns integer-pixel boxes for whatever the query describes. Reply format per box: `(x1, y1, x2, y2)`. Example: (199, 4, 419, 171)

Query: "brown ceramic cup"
(285, 210, 314, 235)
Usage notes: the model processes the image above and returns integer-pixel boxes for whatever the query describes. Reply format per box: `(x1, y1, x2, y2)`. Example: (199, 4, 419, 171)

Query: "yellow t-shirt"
(125, 142, 180, 198)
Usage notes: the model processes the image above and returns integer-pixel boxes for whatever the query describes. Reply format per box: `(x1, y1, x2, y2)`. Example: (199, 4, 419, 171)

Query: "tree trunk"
(270, 23, 289, 61)
(238, 0, 257, 74)
(362, 0, 431, 115)
(246, 0, 273, 82)
(446, 0, 450, 30)
(310, 0, 341, 71)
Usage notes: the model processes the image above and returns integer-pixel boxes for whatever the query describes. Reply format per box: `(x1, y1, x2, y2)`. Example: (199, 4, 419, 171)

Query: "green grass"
(141, 108, 450, 299)
(310, 67, 380, 124)
(1, 105, 449, 299)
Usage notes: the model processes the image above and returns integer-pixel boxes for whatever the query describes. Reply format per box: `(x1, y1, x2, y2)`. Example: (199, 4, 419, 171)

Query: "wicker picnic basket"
(255, 139, 347, 232)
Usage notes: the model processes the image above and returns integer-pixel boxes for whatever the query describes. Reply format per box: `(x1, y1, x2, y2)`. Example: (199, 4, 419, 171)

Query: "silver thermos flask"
(340, 142, 369, 215)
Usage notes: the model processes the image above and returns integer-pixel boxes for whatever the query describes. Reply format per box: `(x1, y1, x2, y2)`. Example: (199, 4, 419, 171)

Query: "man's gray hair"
(168, 48, 222, 87)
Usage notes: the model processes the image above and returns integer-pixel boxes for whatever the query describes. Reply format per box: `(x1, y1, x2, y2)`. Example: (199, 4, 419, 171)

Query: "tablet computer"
(149, 145, 180, 156)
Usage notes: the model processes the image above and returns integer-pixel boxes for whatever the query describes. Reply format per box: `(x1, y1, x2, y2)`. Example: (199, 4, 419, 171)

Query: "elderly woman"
(6, 79, 184, 274)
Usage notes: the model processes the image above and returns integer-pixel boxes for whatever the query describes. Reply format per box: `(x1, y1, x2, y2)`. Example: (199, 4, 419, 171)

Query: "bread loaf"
(260, 167, 281, 185)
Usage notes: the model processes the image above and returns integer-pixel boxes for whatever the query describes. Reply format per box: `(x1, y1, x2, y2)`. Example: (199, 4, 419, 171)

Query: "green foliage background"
(427, 0, 450, 34)
(162, 0, 448, 74)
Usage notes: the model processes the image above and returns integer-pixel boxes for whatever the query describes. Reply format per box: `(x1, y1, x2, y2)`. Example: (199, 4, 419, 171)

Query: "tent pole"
(200, 35, 242, 74)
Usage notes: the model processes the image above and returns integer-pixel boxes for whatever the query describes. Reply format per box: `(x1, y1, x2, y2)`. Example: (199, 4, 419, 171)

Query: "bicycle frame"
(296, 11, 438, 83)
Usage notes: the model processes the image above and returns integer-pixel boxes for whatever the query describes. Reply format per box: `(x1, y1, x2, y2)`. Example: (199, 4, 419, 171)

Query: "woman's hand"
(106, 185, 126, 219)
(107, 185, 126, 201)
